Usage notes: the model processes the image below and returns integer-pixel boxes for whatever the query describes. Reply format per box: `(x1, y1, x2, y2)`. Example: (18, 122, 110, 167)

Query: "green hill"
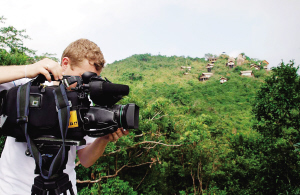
(102, 54, 268, 137)
(77, 54, 277, 195)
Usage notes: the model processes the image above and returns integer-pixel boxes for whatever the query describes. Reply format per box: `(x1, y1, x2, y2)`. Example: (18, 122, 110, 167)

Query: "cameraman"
(0, 39, 129, 194)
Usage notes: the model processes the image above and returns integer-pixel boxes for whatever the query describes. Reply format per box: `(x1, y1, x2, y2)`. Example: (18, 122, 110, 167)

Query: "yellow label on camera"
(68, 110, 79, 128)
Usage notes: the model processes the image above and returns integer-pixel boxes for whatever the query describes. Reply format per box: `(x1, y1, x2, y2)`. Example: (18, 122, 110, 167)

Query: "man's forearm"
(77, 137, 110, 168)
(0, 58, 63, 84)
(0, 65, 28, 84)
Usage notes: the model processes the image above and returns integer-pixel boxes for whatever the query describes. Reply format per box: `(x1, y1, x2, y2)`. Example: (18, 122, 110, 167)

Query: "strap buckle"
(17, 116, 28, 124)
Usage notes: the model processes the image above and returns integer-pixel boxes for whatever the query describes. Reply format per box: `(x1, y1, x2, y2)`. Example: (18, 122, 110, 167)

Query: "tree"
(0, 16, 58, 63)
(204, 53, 213, 60)
(0, 16, 34, 55)
(252, 61, 300, 194)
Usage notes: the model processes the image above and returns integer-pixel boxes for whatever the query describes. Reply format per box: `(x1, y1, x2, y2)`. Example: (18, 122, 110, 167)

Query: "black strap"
(0, 90, 7, 116)
(17, 82, 70, 180)
(51, 84, 71, 176)
(0, 90, 7, 134)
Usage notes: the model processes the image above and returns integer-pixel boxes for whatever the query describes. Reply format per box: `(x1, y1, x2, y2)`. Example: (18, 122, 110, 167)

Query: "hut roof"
(228, 57, 235, 62)
(200, 76, 209, 79)
(202, 73, 213, 77)
(263, 60, 269, 65)
(240, 70, 253, 74)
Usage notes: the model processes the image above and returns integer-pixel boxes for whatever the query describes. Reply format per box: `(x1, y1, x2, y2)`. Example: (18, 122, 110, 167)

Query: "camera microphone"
(89, 81, 129, 96)
(88, 81, 129, 106)
(80, 72, 129, 96)
(102, 82, 129, 96)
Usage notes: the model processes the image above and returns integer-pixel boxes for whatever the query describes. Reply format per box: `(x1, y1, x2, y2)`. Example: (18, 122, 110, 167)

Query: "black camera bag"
(1, 83, 85, 141)
(0, 80, 80, 180)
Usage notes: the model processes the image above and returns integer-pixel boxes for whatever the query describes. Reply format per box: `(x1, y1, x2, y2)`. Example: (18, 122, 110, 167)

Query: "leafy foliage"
(0, 16, 34, 55)
(75, 53, 276, 194)
(0, 16, 59, 64)
(252, 61, 300, 194)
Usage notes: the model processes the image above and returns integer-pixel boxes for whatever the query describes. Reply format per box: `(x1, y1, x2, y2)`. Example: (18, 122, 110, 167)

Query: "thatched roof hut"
(250, 64, 260, 70)
(181, 66, 191, 71)
(240, 70, 253, 77)
(263, 60, 269, 70)
(228, 57, 235, 63)
(208, 57, 217, 63)
(220, 77, 227, 84)
(199, 73, 213, 81)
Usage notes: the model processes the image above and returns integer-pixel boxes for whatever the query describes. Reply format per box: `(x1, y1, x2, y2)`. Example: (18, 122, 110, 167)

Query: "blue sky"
(1, 0, 299, 69)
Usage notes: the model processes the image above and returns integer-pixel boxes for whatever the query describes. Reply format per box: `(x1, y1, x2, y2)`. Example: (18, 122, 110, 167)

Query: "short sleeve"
(0, 82, 14, 92)
(0, 78, 31, 92)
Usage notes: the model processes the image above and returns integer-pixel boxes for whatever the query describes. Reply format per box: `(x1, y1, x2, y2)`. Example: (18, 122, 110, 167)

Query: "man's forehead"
(79, 64, 101, 76)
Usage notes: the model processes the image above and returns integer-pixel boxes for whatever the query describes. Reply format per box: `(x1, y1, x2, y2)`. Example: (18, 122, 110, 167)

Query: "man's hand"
(100, 128, 130, 142)
(27, 58, 63, 81)
(0, 58, 63, 84)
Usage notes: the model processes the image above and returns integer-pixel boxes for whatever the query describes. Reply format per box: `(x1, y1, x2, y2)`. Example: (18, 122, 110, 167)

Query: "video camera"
(0, 72, 139, 194)
(0, 71, 139, 140)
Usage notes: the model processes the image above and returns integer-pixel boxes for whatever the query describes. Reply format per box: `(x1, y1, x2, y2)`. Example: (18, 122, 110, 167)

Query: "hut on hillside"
(199, 73, 213, 81)
(206, 64, 214, 72)
(228, 57, 235, 63)
(208, 57, 217, 64)
(263, 60, 269, 65)
(220, 77, 227, 84)
(181, 66, 192, 71)
(228, 62, 235, 69)
(250, 64, 260, 70)
(226, 57, 235, 68)
(263, 60, 269, 70)
(240, 70, 253, 77)
(181, 66, 192, 75)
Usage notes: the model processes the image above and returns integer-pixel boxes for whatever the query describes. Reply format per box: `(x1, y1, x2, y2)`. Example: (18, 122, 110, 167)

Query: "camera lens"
(113, 104, 139, 129)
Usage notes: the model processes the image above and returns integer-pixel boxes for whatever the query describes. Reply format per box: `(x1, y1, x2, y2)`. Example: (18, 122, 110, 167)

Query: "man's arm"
(0, 58, 63, 84)
(77, 128, 129, 168)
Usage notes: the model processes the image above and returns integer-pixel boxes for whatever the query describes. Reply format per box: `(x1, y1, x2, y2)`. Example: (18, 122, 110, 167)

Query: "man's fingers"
(39, 68, 52, 82)
(112, 132, 119, 141)
(26, 58, 62, 81)
(116, 129, 123, 138)
(44, 63, 63, 80)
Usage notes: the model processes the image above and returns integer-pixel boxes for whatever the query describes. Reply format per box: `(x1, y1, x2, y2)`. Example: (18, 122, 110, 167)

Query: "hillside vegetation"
(102, 54, 266, 138)
(76, 54, 300, 195)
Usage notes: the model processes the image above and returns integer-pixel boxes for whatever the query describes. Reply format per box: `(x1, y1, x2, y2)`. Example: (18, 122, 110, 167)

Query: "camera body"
(0, 72, 139, 141)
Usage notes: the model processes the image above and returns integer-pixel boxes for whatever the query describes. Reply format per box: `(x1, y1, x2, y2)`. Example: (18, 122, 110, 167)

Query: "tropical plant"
(252, 61, 300, 194)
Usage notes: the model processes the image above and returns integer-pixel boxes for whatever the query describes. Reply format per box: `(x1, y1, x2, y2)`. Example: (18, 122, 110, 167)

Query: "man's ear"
(61, 57, 70, 71)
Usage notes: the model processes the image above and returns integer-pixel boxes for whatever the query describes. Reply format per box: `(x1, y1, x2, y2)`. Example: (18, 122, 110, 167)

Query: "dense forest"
(82, 54, 300, 195)
(1, 17, 300, 195)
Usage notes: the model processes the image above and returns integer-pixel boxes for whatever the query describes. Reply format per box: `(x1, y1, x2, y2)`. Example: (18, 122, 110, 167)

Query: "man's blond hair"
(61, 39, 105, 71)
